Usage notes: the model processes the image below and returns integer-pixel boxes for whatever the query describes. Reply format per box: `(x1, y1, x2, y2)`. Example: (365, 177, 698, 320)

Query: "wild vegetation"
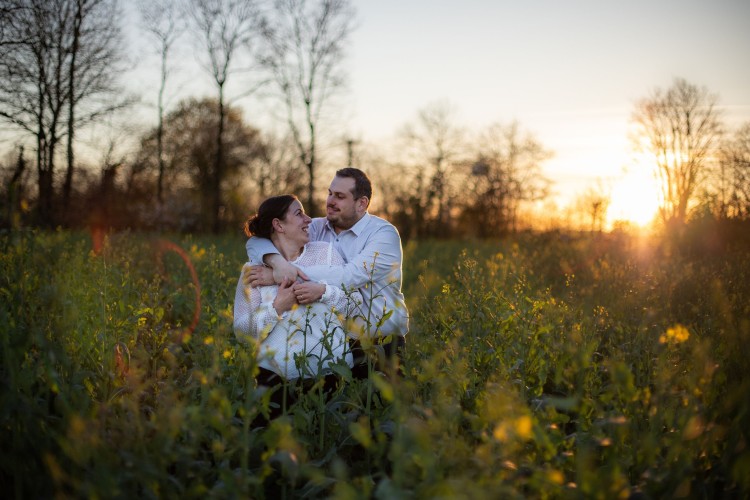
(2, 5, 747, 496)
(1, 222, 748, 498)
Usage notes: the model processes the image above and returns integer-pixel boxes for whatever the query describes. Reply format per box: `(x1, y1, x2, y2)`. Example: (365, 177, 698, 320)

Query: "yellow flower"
(548, 469, 565, 485)
(492, 415, 533, 442)
(515, 415, 532, 439)
(659, 324, 690, 344)
(492, 423, 509, 442)
(190, 244, 206, 260)
(204, 336, 214, 345)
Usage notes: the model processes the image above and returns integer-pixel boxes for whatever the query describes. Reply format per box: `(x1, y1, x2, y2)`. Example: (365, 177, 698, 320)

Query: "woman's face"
(279, 200, 312, 245)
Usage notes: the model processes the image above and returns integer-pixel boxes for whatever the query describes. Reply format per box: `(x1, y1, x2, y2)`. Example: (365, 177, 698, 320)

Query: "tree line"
(2, 1, 748, 237)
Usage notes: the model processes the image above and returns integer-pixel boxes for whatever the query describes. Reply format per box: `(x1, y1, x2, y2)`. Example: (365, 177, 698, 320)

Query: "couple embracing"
(233, 168, 409, 411)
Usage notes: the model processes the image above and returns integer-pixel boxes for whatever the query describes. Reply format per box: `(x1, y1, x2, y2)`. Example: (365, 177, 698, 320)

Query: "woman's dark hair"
(244, 194, 298, 238)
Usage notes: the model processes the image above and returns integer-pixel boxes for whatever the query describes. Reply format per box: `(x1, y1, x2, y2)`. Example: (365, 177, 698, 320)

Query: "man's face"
(326, 176, 364, 230)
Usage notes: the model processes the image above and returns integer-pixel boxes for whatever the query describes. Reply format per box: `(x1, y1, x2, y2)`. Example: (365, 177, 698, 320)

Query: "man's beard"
(327, 209, 354, 230)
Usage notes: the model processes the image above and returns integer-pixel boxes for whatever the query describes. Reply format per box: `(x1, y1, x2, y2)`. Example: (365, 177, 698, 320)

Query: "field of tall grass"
(1, 226, 748, 498)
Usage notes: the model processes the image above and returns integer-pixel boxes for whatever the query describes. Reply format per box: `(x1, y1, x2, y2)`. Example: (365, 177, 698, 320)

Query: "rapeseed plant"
(1, 230, 749, 497)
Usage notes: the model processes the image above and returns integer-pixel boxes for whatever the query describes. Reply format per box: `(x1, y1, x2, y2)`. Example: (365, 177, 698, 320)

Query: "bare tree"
(261, 0, 355, 217)
(138, 0, 184, 205)
(62, 0, 130, 221)
(187, 0, 262, 232)
(137, 0, 184, 208)
(632, 78, 724, 225)
(399, 100, 467, 237)
(1, 145, 31, 229)
(133, 97, 266, 231)
(0, 0, 71, 225)
(0, 0, 129, 226)
(0, 3, 24, 46)
(575, 180, 611, 233)
(716, 122, 750, 219)
(367, 159, 421, 240)
(252, 132, 307, 201)
(464, 121, 551, 236)
(223, 131, 308, 226)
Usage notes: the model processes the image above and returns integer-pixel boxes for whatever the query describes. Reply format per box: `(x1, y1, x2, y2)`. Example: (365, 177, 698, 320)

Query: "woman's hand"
(273, 278, 297, 315)
(293, 282, 326, 304)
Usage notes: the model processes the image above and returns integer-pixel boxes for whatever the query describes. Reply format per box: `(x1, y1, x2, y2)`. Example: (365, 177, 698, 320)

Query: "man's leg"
(349, 339, 369, 380)
(349, 336, 405, 379)
(253, 367, 293, 424)
(379, 335, 405, 378)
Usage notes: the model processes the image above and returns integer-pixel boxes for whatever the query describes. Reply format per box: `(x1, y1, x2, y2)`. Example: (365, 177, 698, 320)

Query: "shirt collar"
(324, 212, 371, 236)
(349, 212, 371, 235)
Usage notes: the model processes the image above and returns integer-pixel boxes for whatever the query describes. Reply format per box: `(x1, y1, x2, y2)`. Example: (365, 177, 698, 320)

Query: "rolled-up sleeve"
(245, 236, 280, 265)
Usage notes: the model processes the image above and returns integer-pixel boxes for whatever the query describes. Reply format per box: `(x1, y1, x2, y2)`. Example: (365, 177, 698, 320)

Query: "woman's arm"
(233, 265, 284, 343)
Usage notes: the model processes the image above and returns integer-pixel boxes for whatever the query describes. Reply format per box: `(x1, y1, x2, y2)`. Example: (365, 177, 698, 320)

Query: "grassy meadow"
(1, 226, 749, 498)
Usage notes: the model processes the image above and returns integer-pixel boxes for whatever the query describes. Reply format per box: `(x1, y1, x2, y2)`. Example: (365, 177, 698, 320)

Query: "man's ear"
(357, 196, 370, 213)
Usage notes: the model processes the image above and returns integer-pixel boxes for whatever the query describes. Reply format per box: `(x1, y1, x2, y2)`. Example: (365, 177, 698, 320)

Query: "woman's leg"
(255, 367, 295, 422)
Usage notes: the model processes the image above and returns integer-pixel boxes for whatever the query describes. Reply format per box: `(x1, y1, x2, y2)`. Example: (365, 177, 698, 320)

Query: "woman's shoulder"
(305, 240, 332, 251)
(297, 240, 334, 266)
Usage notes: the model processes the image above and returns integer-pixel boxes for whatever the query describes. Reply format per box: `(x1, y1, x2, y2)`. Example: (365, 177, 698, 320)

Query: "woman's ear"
(272, 218, 284, 233)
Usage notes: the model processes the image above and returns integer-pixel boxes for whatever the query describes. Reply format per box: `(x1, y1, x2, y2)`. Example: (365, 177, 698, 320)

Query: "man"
(245, 167, 409, 377)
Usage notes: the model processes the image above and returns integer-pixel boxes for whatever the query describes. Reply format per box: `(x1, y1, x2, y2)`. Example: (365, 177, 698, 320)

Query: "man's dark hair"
(335, 167, 372, 203)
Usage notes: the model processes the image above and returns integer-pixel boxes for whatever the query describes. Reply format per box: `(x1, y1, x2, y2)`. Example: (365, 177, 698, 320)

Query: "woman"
(233, 195, 359, 390)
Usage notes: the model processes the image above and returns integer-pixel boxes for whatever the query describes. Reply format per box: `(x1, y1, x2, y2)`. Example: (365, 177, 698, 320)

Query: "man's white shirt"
(246, 213, 409, 338)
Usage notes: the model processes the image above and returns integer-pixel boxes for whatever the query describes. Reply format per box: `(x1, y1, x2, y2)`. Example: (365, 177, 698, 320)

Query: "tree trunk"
(156, 38, 168, 208)
(64, 0, 83, 223)
(212, 85, 225, 233)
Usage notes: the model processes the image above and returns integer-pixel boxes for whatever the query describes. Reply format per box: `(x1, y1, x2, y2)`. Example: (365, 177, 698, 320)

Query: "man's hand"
(293, 282, 326, 305)
(273, 278, 297, 315)
(264, 254, 310, 283)
(243, 264, 274, 287)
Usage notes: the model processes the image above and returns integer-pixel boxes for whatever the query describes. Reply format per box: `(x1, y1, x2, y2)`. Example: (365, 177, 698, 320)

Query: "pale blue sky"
(348, 0, 749, 133)
(344, 0, 750, 220)
(120, 0, 749, 223)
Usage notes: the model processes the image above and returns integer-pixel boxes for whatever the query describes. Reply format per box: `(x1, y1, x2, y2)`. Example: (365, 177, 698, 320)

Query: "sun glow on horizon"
(608, 168, 661, 229)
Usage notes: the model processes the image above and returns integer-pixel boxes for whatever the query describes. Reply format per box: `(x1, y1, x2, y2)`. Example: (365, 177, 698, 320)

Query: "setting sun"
(608, 168, 661, 228)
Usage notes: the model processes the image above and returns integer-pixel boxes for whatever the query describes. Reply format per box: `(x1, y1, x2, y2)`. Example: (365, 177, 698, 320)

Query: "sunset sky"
(342, 0, 750, 224)
(122, 0, 750, 226)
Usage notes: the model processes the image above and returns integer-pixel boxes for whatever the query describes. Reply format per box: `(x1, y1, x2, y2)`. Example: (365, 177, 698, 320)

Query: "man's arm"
(303, 225, 403, 291)
(245, 236, 308, 285)
(245, 236, 279, 264)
